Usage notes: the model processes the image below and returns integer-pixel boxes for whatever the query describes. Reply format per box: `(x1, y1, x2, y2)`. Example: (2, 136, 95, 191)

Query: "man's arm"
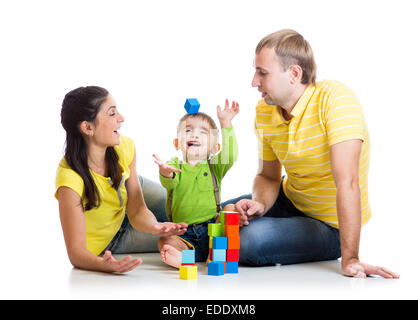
(330, 139, 399, 278)
(236, 159, 282, 225)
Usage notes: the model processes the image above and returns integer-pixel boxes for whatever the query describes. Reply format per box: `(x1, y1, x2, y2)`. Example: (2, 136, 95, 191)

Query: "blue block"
(226, 261, 239, 274)
(184, 98, 200, 114)
(208, 262, 224, 276)
(212, 237, 228, 250)
(212, 249, 226, 262)
(182, 250, 195, 264)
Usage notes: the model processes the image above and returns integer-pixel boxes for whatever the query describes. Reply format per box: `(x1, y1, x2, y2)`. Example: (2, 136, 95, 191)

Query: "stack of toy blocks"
(179, 250, 197, 280)
(207, 211, 240, 276)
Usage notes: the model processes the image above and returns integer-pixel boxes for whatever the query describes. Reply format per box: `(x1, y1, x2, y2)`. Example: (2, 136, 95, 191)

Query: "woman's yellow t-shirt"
(55, 135, 135, 255)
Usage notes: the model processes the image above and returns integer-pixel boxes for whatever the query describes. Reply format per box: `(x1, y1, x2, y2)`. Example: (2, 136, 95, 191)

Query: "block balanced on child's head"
(184, 98, 200, 114)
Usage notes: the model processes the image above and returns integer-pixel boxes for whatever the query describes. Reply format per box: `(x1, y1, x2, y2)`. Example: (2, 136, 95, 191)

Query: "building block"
(209, 236, 213, 249)
(224, 211, 240, 225)
(208, 262, 224, 276)
(225, 225, 239, 239)
(184, 98, 200, 114)
(220, 211, 226, 225)
(212, 249, 226, 262)
(226, 261, 239, 274)
(179, 265, 197, 280)
(181, 263, 196, 266)
(212, 236, 228, 249)
(208, 223, 223, 237)
(226, 249, 239, 262)
(228, 235, 240, 250)
(182, 250, 195, 264)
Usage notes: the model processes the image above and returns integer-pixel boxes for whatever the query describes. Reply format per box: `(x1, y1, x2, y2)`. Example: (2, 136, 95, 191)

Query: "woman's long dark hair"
(61, 86, 120, 211)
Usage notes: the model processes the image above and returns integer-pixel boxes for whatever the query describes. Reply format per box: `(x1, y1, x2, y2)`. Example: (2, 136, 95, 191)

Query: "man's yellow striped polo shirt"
(255, 80, 371, 228)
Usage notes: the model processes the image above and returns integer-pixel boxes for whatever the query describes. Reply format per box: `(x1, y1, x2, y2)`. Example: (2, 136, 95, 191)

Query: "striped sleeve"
(323, 85, 366, 146)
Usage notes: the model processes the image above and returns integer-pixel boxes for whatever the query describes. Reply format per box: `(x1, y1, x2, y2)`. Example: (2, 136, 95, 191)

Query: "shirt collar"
(271, 84, 316, 126)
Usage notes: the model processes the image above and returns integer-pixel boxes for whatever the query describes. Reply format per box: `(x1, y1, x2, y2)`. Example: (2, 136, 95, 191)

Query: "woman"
(55, 86, 187, 273)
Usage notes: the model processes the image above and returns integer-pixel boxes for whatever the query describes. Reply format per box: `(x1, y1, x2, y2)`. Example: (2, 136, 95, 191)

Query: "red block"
(181, 263, 196, 266)
(225, 211, 240, 225)
(227, 249, 239, 262)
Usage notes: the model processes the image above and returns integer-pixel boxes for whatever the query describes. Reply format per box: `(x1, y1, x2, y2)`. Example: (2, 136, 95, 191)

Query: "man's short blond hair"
(256, 29, 317, 85)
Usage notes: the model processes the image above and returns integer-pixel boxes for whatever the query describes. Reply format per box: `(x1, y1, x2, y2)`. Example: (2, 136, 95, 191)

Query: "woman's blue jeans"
(105, 176, 341, 267)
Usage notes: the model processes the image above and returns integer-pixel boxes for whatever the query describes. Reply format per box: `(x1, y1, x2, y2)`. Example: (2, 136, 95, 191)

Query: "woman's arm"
(57, 186, 142, 273)
(126, 149, 188, 235)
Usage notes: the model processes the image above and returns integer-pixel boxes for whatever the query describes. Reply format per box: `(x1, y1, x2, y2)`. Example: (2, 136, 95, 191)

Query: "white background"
(0, 0, 417, 299)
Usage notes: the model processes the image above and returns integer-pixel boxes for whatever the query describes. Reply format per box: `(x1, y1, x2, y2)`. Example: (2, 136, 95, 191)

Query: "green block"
(220, 212, 225, 226)
(208, 223, 223, 237)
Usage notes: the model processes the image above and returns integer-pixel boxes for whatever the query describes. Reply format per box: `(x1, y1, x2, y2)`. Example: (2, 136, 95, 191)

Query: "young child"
(152, 99, 239, 268)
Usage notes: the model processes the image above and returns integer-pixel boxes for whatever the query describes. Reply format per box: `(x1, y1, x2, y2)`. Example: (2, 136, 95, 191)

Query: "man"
(232, 29, 399, 278)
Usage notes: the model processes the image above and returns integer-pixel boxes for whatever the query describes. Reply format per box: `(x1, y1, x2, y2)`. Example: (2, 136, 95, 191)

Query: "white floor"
(1, 190, 414, 300)
(2, 250, 413, 300)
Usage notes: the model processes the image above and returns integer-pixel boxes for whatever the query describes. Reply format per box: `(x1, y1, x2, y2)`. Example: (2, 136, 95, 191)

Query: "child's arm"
(211, 99, 239, 176)
(153, 154, 180, 190)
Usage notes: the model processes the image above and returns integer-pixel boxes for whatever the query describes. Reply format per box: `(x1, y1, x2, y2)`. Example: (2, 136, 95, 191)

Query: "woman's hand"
(151, 222, 188, 237)
(102, 250, 143, 273)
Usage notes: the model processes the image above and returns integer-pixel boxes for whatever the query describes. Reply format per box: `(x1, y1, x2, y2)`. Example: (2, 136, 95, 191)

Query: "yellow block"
(179, 265, 197, 280)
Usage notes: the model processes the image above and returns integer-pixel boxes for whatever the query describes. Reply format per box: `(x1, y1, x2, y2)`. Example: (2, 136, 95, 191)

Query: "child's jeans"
(178, 218, 215, 262)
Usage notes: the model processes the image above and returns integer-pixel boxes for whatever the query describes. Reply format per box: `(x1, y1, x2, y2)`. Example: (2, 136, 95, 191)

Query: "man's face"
(251, 47, 292, 106)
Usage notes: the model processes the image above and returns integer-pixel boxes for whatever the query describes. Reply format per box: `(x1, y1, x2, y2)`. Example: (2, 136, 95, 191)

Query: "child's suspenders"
(166, 159, 221, 222)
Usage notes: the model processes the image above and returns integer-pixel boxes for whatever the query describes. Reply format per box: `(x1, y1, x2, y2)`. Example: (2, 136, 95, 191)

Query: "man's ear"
(288, 64, 303, 85)
(173, 138, 179, 150)
(79, 121, 94, 137)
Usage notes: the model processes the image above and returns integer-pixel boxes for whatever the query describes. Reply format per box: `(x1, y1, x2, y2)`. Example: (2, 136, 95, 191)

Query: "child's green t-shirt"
(159, 127, 237, 225)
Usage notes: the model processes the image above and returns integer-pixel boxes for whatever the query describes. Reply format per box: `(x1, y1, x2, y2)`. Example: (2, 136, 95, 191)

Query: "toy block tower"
(184, 98, 200, 114)
(207, 211, 240, 275)
(179, 250, 197, 280)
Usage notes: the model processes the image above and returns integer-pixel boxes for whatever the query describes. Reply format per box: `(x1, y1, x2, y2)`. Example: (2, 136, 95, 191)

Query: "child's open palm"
(153, 154, 181, 178)
(217, 99, 239, 128)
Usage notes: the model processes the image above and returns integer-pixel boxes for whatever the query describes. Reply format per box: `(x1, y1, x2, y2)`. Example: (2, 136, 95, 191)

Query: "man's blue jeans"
(222, 183, 341, 266)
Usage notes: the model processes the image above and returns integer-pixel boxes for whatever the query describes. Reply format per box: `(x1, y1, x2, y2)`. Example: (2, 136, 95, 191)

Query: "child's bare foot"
(160, 244, 182, 268)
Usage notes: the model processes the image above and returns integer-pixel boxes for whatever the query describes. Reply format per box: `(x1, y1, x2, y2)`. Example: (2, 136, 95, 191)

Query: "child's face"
(176, 117, 218, 161)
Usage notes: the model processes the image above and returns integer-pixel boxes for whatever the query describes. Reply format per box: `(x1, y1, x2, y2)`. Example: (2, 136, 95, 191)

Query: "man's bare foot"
(160, 244, 182, 268)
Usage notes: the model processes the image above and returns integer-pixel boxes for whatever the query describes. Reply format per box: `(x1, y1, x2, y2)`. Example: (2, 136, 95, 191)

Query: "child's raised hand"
(217, 99, 240, 128)
(153, 154, 181, 178)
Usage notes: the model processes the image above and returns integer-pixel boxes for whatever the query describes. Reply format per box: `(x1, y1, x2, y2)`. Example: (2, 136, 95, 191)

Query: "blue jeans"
(224, 183, 341, 266)
(102, 175, 168, 254)
(179, 218, 215, 262)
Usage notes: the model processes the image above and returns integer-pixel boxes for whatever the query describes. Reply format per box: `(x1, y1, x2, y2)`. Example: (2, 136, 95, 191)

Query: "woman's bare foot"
(160, 244, 182, 268)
